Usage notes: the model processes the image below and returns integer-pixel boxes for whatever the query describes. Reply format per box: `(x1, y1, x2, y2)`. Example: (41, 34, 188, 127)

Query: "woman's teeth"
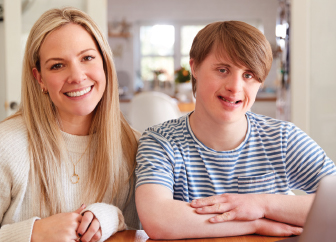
(66, 86, 92, 97)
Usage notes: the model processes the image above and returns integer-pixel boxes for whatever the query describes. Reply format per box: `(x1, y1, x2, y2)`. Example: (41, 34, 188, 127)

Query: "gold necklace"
(67, 144, 90, 184)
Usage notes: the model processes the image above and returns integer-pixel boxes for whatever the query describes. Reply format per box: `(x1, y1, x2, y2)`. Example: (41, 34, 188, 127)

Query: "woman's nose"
(67, 63, 86, 83)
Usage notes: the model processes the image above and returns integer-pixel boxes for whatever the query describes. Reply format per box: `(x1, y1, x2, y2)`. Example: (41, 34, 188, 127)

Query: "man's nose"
(225, 73, 243, 93)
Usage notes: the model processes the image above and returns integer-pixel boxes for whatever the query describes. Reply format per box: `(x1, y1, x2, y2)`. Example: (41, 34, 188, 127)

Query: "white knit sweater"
(0, 116, 139, 241)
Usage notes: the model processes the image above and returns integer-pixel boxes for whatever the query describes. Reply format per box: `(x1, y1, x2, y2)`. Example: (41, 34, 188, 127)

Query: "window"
(136, 21, 263, 92)
(140, 25, 175, 83)
(138, 23, 205, 92)
(180, 25, 205, 69)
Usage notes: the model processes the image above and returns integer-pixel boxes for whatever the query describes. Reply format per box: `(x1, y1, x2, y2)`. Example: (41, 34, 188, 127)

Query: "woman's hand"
(77, 211, 102, 242)
(190, 193, 266, 222)
(31, 204, 86, 242)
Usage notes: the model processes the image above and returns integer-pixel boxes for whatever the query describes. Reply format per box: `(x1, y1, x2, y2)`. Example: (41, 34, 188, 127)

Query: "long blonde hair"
(8, 7, 138, 215)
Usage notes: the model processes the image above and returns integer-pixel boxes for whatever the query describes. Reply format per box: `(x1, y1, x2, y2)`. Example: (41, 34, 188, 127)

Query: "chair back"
(128, 91, 182, 133)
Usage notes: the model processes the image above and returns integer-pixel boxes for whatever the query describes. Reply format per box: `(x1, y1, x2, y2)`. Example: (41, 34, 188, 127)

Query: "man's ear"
(32, 68, 44, 89)
(189, 58, 197, 79)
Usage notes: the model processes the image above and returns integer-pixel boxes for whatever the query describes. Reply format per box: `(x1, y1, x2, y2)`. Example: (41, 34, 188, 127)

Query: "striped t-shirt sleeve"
(285, 125, 336, 193)
(135, 131, 175, 192)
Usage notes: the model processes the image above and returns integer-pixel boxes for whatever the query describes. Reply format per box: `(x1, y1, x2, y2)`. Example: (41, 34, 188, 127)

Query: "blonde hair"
(7, 7, 138, 215)
(190, 21, 273, 96)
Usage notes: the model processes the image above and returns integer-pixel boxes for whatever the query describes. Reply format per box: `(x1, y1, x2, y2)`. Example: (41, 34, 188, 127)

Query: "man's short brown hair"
(189, 21, 273, 96)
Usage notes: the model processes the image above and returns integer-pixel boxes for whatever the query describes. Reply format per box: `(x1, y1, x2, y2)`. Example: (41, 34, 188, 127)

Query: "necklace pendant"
(71, 173, 80, 184)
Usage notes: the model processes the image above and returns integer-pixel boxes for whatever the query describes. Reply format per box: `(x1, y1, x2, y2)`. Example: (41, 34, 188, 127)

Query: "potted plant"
(174, 67, 193, 102)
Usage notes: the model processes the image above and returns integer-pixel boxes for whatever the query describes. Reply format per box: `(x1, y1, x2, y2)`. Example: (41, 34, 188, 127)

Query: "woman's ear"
(189, 59, 197, 79)
(32, 68, 45, 89)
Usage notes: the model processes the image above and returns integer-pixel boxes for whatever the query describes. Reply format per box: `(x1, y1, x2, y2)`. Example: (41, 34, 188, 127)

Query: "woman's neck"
(57, 113, 93, 136)
(189, 111, 248, 151)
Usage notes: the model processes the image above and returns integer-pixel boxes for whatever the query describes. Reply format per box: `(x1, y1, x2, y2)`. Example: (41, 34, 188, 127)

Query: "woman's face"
(33, 23, 106, 123)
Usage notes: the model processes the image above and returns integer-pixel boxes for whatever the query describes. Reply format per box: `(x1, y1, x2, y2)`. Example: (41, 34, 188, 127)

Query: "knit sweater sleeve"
(82, 203, 126, 242)
(0, 158, 40, 241)
(0, 217, 40, 242)
(0, 117, 41, 242)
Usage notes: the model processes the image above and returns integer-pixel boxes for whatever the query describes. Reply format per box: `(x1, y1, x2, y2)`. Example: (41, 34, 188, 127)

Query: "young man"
(135, 21, 336, 239)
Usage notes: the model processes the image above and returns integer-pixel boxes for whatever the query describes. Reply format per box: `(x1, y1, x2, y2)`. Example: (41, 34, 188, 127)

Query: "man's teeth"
(66, 86, 92, 97)
(220, 97, 238, 104)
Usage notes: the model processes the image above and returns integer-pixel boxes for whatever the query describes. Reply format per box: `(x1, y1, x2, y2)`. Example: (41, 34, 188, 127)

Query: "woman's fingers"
(74, 204, 86, 214)
(80, 218, 101, 242)
(77, 211, 94, 237)
(31, 212, 82, 242)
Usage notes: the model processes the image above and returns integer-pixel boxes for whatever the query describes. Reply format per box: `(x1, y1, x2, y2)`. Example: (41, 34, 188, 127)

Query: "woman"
(0, 7, 139, 242)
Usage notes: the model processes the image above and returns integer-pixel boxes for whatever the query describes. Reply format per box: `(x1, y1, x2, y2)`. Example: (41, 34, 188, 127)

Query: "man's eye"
(51, 63, 63, 70)
(244, 73, 253, 79)
(219, 69, 227, 73)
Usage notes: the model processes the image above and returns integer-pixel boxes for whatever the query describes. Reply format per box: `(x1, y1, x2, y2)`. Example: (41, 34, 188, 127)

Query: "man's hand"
(191, 193, 266, 222)
(255, 219, 303, 237)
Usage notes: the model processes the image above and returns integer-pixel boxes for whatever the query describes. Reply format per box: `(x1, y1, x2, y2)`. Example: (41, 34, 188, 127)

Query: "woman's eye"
(244, 73, 253, 79)
(219, 68, 227, 73)
(50, 63, 63, 70)
(83, 56, 95, 61)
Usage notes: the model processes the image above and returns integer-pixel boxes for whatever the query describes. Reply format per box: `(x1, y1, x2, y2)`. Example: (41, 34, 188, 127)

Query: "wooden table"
(107, 230, 290, 242)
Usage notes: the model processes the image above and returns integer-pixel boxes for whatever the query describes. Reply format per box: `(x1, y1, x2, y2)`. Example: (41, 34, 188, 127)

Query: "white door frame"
(291, 0, 310, 134)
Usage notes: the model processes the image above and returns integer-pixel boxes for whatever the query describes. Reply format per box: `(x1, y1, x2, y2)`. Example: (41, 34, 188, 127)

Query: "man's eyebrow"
(44, 48, 97, 65)
(213, 63, 231, 68)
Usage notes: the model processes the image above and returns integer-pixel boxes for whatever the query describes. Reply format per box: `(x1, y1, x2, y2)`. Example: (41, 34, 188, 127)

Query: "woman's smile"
(65, 85, 93, 97)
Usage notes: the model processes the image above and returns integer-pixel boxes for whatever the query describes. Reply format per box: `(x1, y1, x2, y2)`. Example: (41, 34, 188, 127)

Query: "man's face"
(190, 48, 261, 125)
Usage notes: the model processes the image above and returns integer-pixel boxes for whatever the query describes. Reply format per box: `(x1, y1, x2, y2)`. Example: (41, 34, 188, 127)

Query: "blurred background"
(0, 0, 335, 162)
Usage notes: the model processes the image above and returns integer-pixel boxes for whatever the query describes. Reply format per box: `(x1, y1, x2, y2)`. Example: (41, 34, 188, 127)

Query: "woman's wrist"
(31, 219, 41, 242)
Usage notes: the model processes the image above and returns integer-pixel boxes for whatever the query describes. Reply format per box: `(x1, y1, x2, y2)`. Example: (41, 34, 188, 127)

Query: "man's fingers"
(195, 202, 231, 214)
(209, 211, 236, 223)
(256, 218, 303, 237)
(191, 194, 227, 207)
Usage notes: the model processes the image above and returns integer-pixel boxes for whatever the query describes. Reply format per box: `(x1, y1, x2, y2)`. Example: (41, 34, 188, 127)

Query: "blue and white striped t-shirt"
(135, 112, 336, 202)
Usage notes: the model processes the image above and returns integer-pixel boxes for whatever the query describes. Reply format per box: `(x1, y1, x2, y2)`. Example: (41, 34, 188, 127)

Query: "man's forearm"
(143, 199, 257, 239)
(135, 185, 301, 239)
(263, 194, 315, 226)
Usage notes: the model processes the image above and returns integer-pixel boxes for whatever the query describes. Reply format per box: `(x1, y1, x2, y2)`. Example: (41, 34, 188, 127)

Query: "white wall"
(0, 21, 6, 121)
(107, 0, 278, 91)
(291, 0, 336, 162)
(3, 0, 21, 117)
(309, 0, 336, 161)
(22, 0, 85, 34)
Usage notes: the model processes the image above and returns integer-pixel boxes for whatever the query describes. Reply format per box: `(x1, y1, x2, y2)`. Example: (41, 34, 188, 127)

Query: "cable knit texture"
(0, 116, 139, 242)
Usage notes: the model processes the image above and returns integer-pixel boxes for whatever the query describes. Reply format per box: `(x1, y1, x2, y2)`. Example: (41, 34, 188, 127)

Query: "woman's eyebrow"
(45, 57, 64, 65)
(77, 48, 97, 56)
(44, 48, 97, 65)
